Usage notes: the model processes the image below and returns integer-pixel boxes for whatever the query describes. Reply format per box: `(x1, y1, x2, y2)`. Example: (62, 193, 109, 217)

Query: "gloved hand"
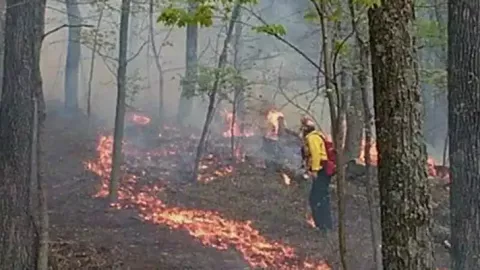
(321, 160, 329, 170)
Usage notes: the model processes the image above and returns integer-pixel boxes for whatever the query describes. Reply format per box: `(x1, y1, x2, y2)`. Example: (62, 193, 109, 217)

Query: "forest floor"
(43, 103, 451, 270)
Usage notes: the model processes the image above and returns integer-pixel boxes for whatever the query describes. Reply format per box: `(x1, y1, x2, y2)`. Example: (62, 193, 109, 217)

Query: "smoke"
(41, 0, 332, 141)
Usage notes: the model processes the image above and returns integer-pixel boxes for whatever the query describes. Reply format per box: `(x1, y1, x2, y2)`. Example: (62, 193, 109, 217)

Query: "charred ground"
(44, 103, 450, 270)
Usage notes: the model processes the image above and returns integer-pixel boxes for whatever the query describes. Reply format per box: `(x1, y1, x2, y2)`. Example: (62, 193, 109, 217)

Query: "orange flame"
(197, 156, 234, 183)
(221, 109, 254, 137)
(357, 139, 379, 166)
(126, 112, 151, 125)
(85, 135, 331, 270)
(306, 214, 316, 228)
(265, 110, 284, 140)
(337, 135, 448, 179)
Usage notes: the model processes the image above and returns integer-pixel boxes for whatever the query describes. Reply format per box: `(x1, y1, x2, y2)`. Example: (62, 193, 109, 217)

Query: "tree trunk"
(0, 0, 46, 268)
(0, 1, 6, 100)
(192, 1, 241, 182)
(368, 0, 434, 269)
(87, 7, 104, 117)
(36, 7, 48, 267)
(318, 5, 336, 135)
(233, 14, 245, 125)
(333, 19, 349, 270)
(177, 2, 198, 125)
(32, 96, 48, 270)
(149, 0, 165, 123)
(349, 1, 382, 268)
(231, 10, 243, 161)
(315, 2, 348, 268)
(64, 0, 82, 112)
(448, 1, 480, 269)
(344, 79, 363, 161)
(343, 0, 363, 163)
(109, 0, 131, 202)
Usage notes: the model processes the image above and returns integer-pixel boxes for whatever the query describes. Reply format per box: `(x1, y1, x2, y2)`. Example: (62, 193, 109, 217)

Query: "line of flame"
(84, 135, 331, 270)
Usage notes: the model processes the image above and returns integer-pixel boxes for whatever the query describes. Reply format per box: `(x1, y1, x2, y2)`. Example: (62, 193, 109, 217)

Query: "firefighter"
(262, 106, 286, 172)
(300, 116, 333, 232)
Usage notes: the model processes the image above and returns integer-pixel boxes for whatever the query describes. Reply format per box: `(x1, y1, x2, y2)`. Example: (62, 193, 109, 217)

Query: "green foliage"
(158, 0, 257, 27)
(303, 3, 342, 23)
(157, 0, 289, 40)
(333, 39, 349, 56)
(303, 10, 319, 23)
(125, 69, 148, 106)
(79, 23, 147, 106)
(252, 24, 286, 36)
(158, 3, 215, 27)
(415, 6, 447, 94)
(327, 6, 343, 22)
(416, 18, 446, 48)
(352, 0, 381, 8)
(420, 68, 447, 92)
(181, 65, 248, 99)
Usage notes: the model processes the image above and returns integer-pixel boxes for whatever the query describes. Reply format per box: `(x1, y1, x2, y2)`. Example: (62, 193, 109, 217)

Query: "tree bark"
(368, 0, 434, 269)
(35, 6, 48, 267)
(0, 0, 46, 268)
(0, 1, 6, 100)
(64, 0, 82, 112)
(149, 0, 166, 123)
(192, 1, 241, 182)
(448, 1, 480, 269)
(87, 7, 104, 117)
(109, 0, 131, 202)
(231, 12, 243, 161)
(177, 2, 198, 125)
(344, 0, 363, 162)
(349, 1, 382, 268)
(345, 80, 363, 161)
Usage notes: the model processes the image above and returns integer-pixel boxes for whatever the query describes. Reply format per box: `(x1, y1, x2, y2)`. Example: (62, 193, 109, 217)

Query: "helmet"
(300, 115, 315, 128)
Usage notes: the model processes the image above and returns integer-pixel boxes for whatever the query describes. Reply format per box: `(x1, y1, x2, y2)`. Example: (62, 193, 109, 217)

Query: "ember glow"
(126, 112, 151, 125)
(351, 137, 447, 179)
(197, 154, 234, 183)
(221, 109, 255, 162)
(282, 173, 292, 185)
(221, 109, 254, 138)
(306, 214, 316, 228)
(85, 135, 331, 270)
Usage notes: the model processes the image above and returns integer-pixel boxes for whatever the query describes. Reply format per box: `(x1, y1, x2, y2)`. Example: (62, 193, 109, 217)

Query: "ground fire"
(84, 108, 450, 269)
(85, 135, 331, 270)
(126, 111, 151, 125)
(124, 109, 449, 182)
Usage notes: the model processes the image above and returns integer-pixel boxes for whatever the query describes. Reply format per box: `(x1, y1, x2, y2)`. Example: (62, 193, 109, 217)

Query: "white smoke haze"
(41, 0, 447, 160)
(42, 0, 331, 132)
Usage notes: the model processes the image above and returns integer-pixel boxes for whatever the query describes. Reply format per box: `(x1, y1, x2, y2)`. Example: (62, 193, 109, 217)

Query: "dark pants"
(263, 137, 281, 172)
(309, 169, 333, 231)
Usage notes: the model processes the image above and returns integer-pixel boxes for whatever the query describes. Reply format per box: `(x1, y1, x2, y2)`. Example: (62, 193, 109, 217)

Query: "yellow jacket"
(304, 130, 328, 171)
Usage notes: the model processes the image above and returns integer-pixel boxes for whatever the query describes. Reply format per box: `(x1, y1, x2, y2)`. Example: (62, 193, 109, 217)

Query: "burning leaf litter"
(85, 135, 331, 270)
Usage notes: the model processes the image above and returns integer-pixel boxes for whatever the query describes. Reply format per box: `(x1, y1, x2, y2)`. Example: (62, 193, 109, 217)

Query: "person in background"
(261, 105, 286, 173)
(300, 116, 333, 233)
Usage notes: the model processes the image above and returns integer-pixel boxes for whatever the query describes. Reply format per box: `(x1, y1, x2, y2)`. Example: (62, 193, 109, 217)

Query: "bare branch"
(244, 7, 338, 88)
(127, 40, 149, 63)
(42, 24, 93, 41)
(276, 65, 325, 129)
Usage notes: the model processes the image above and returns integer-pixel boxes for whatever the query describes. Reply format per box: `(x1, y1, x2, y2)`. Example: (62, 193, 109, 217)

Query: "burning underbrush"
(85, 125, 331, 269)
(40, 106, 452, 269)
